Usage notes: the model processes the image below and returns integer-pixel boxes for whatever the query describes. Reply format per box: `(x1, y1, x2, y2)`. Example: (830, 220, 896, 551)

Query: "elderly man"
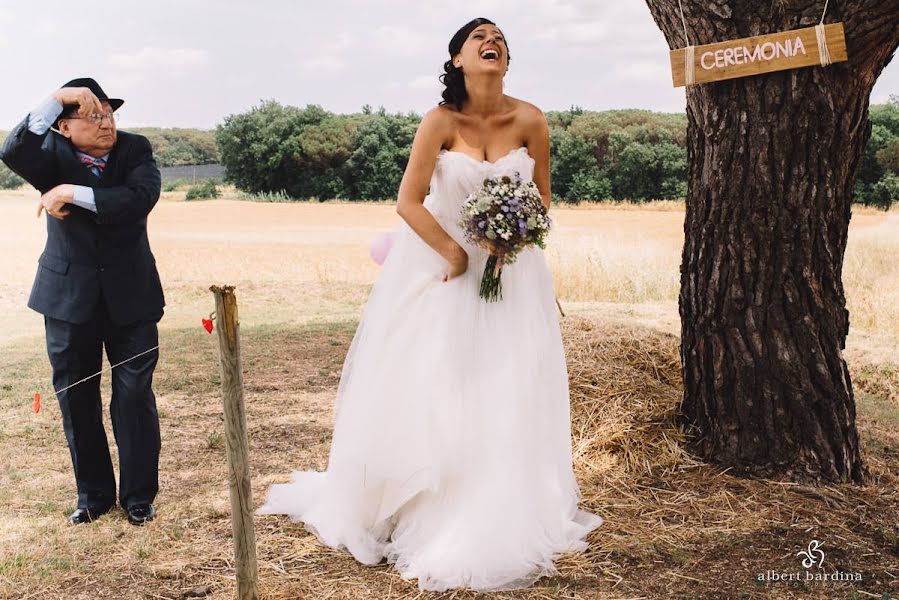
(1, 78, 164, 526)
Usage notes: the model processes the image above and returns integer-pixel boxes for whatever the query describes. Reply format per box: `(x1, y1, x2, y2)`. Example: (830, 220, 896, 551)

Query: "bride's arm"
(523, 105, 552, 211)
(396, 107, 468, 278)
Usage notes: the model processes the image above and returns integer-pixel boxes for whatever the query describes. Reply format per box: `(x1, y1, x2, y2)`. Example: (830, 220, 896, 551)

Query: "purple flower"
(478, 221, 486, 228)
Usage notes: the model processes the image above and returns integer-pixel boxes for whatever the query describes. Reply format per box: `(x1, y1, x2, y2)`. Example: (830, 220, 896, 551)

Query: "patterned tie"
(78, 154, 107, 177)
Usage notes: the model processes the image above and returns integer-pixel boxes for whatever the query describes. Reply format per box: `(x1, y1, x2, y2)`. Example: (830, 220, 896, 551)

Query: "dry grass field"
(0, 188, 897, 599)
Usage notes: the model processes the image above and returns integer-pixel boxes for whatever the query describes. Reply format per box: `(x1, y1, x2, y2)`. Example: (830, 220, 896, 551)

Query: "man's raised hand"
(51, 87, 103, 118)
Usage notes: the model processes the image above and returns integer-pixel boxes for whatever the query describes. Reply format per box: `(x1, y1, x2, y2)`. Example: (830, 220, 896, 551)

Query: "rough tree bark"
(644, 0, 899, 483)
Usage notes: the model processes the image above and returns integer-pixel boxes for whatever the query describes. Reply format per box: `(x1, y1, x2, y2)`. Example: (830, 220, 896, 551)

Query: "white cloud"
(299, 55, 347, 75)
(535, 21, 610, 46)
(34, 22, 60, 35)
(407, 74, 440, 91)
(108, 47, 209, 73)
(0, 0, 896, 128)
(371, 25, 430, 56)
(610, 59, 672, 84)
(324, 32, 355, 52)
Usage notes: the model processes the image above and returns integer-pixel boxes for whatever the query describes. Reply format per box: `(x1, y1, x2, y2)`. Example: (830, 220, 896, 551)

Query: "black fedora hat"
(58, 77, 124, 114)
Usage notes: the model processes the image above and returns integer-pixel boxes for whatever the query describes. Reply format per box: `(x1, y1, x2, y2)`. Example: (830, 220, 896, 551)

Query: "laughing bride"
(257, 16, 604, 592)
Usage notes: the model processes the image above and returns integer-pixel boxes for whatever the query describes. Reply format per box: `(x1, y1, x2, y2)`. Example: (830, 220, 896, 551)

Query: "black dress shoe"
(126, 504, 156, 526)
(68, 505, 113, 524)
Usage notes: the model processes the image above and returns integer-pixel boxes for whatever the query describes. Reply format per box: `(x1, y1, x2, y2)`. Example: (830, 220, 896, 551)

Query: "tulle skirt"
(258, 212, 603, 591)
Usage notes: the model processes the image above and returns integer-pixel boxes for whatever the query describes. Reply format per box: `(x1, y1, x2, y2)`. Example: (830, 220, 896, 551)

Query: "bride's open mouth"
(481, 49, 500, 62)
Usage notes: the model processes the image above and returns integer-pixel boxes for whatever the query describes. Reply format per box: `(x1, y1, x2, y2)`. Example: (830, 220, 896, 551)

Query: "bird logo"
(797, 539, 825, 569)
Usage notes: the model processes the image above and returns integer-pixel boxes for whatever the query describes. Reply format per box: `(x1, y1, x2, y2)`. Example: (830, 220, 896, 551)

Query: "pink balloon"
(369, 230, 397, 266)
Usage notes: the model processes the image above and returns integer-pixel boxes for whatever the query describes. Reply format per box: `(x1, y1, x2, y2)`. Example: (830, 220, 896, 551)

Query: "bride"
(258, 17, 604, 592)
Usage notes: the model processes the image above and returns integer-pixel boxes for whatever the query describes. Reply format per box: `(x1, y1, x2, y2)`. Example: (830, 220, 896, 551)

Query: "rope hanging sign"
(671, 0, 848, 87)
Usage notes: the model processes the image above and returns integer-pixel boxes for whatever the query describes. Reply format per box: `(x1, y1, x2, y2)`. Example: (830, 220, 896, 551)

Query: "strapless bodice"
(423, 147, 536, 228)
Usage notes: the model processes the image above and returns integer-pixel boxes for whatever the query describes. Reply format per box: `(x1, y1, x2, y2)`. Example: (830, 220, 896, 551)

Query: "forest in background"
(1, 97, 897, 207)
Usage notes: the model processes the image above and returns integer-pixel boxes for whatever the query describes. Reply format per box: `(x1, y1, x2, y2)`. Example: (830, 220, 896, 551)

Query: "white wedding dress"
(258, 146, 603, 592)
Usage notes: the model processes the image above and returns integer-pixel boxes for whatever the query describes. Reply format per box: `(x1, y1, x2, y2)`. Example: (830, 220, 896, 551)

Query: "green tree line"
(0, 131, 23, 189)
(129, 128, 219, 167)
(2, 97, 898, 208)
(857, 99, 899, 208)
(214, 101, 690, 204)
(215, 97, 899, 207)
(0, 127, 219, 190)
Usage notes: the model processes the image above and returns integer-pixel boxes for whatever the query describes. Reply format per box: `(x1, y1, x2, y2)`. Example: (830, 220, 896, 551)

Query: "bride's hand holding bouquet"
(458, 171, 552, 302)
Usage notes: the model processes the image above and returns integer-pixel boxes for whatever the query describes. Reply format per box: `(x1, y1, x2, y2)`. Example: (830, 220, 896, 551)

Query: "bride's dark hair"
(439, 17, 511, 111)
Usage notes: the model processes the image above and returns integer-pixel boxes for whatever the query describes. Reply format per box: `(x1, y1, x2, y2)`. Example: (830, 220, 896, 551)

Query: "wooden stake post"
(210, 285, 258, 600)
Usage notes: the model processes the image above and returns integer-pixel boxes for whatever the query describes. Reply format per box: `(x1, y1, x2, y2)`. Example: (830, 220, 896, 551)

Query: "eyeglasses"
(66, 112, 118, 125)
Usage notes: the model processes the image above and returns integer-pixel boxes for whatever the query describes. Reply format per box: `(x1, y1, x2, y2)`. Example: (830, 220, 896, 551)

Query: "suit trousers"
(44, 299, 161, 510)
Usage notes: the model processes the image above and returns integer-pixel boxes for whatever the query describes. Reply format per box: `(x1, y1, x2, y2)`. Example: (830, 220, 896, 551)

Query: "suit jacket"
(0, 116, 165, 325)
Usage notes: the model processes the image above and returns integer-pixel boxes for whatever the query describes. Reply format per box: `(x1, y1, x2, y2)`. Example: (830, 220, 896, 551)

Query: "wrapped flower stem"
(480, 254, 506, 302)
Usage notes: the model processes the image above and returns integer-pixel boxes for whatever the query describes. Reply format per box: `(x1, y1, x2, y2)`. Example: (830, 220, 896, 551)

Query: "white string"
(816, 0, 832, 66)
(678, 0, 692, 46)
(819, 0, 830, 24)
(815, 24, 832, 66)
(677, 0, 696, 86)
(49, 345, 161, 398)
(685, 46, 696, 85)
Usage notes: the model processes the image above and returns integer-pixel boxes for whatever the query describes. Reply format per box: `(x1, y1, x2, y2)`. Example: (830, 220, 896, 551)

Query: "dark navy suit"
(1, 114, 165, 511)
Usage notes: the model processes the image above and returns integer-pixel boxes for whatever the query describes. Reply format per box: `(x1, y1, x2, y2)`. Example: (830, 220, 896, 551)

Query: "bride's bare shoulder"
(417, 105, 456, 138)
(503, 97, 548, 143)
(506, 96, 546, 123)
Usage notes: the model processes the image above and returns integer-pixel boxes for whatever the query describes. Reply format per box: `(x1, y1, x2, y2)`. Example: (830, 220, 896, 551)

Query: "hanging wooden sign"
(670, 22, 848, 87)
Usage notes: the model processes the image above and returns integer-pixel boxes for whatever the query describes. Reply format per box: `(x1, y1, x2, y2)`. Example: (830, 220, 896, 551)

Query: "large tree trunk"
(644, 0, 899, 483)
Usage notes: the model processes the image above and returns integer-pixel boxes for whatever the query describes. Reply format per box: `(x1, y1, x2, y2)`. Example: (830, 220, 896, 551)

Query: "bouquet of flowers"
(458, 171, 552, 302)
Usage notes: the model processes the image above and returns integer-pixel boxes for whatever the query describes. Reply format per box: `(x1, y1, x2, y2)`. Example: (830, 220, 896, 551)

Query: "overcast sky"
(1, 0, 896, 129)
